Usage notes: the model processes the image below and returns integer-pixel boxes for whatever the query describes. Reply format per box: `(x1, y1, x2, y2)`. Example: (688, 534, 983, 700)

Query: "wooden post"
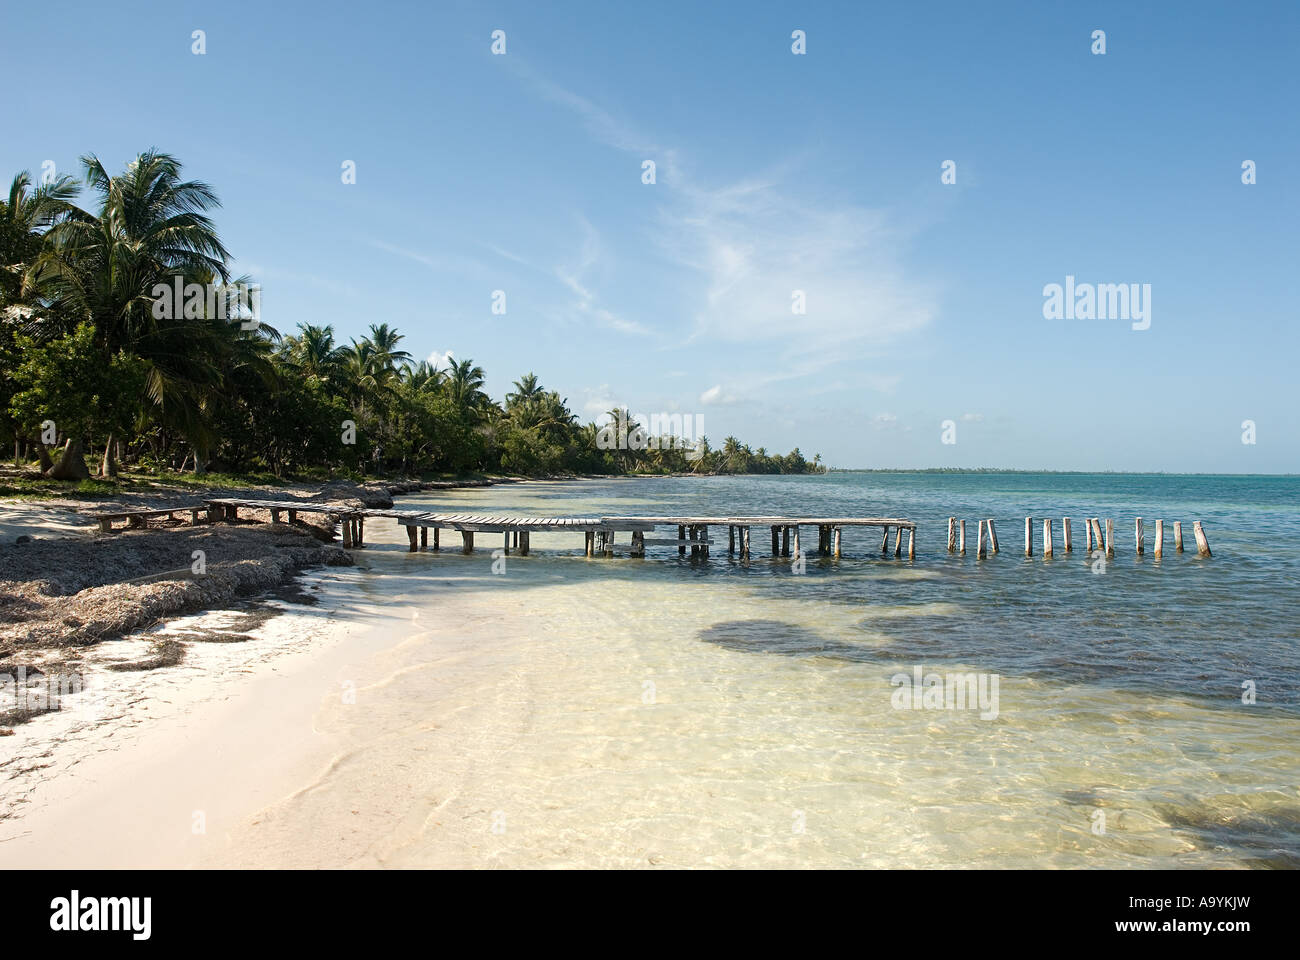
(987, 519, 999, 554)
(433, 527, 440, 551)
(729, 525, 736, 554)
(742, 526, 751, 560)
(1135, 518, 1144, 555)
(586, 531, 594, 557)
(420, 527, 428, 549)
(1153, 519, 1163, 558)
(407, 526, 418, 552)
(792, 526, 800, 560)
(771, 526, 780, 557)
(1104, 518, 1114, 559)
(288, 509, 297, 524)
(503, 530, 511, 555)
(631, 530, 643, 557)
(832, 527, 842, 558)
(947, 517, 956, 553)
(689, 525, 699, 560)
(959, 519, 966, 556)
(977, 519, 987, 559)
(520, 531, 530, 556)
(1193, 521, 1211, 558)
(1085, 518, 1094, 552)
(907, 528, 915, 561)
(1062, 518, 1072, 553)
(189, 508, 201, 526)
(341, 519, 353, 548)
(680, 525, 687, 557)
(1092, 519, 1104, 555)
(1174, 521, 1184, 553)
(1043, 518, 1053, 559)
(1024, 517, 1033, 557)
(881, 526, 890, 554)
(700, 526, 708, 559)
(357, 517, 365, 546)
(271, 508, 282, 524)
(893, 526, 903, 558)
(208, 504, 221, 524)
(462, 531, 475, 554)
(227, 505, 239, 521)
(782, 526, 790, 558)
(98, 518, 112, 533)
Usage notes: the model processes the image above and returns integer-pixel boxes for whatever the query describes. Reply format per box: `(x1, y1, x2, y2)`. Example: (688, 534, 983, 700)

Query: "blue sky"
(3, 0, 1297, 471)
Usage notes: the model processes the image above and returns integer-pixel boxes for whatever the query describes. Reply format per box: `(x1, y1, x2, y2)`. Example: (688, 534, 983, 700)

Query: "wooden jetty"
(87, 497, 1217, 565)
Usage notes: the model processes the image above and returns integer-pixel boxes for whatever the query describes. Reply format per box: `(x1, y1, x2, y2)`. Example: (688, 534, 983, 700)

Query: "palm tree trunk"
(100, 432, 119, 478)
(36, 442, 53, 472)
(194, 445, 207, 476)
(47, 438, 90, 480)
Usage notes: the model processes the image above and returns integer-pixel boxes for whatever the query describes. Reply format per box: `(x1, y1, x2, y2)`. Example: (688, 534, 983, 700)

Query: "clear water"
(324, 472, 1300, 868)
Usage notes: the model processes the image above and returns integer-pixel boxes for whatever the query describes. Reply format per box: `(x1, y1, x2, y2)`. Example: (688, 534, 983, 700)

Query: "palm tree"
(24, 150, 237, 477)
(0, 170, 77, 308)
(445, 358, 488, 417)
(505, 373, 543, 409)
(283, 323, 346, 389)
(400, 359, 444, 392)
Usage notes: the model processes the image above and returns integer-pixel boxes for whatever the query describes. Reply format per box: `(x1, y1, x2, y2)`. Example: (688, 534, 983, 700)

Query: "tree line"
(0, 151, 826, 481)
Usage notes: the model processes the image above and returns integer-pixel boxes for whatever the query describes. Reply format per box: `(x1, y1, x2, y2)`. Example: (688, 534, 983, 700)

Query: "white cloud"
(427, 349, 454, 369)
(961, 413, 985, 422)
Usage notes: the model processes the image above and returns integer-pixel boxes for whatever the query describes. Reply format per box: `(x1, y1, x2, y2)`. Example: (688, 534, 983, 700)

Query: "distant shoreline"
(825, 468, 1300, 478)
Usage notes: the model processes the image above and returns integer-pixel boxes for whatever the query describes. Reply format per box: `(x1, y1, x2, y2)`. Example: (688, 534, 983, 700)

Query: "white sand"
(0, 503, 94, 542)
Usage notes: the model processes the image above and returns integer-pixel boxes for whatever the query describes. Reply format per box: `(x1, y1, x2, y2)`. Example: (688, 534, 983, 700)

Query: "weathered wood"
(947, 517, 956, 553)
(742, 526, 751, 559)
(792, 526, 801, 560)
(288, 509, 297, 523)
(893, 525, 903, 558)
(729, 525, 736, 554)
(631, 530, 644, 557)
(959, 519, 966, 556)
(503, 530, 511, 554)
(881, 526, 891, 554)
(987, 519, 999, 554)
(463, 530, 475, 554)
(98, 518, 112, 533)
(681, 525, 688, 557)
(700, 525, 709, 559)
(420, 526, 428, 549)
(407, 526, 419, 552)
(271, 508, 282, 523)
(433, 527, 440, 551)
(1174, 521, 1183, 553)
(1104, 518, 1114, 559)
(907, 528, 915, 561)
(1153, 519, 1163, 558)
(1023, 517, 1033, 557)
(1135, 517, 1144, 555)
(977, 519, 987, 559)
(1085, 518, 1094, 552)
(1193, 521, 1211, 558)
(832, 526, 842, 558)
(1062, 517, 1072, 553)
(357, 517, 365, 546)
(341, 519, 353, 548)
(782, 526, 790, 558)
(520, 530, 529, 555)
(771, 525, 780, 557)
(1043, 518, 1053, 559)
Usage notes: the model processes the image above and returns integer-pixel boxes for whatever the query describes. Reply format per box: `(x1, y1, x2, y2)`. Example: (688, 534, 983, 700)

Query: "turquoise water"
(337, 472, 1299, 868)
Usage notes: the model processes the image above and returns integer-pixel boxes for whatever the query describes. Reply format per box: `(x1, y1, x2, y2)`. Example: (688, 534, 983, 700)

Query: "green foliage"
(0, 151, 827, 481)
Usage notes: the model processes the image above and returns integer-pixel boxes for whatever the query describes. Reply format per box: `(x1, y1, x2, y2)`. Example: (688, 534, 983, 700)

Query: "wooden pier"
(87, 498, 1216, 564)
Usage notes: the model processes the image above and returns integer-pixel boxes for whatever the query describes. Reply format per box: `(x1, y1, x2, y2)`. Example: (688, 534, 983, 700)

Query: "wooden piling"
(782, 526, 790, 557)
(1062, 518, 1072, 553)
(1085, 518, 1094, 552)
(832, 527, 842, 558)
(1104, 518, 1114, 559)
(631, 530, 643, 557)
(893, 526, 903, 558)
(433, 527, 440, 551)
(341, 518, 353, 549)
(690, 525, 699, 560)
(1043, 518, 1053, 559)
(881, 526, 891, 555)
(1135, 518, 1144, 555)
(420, 527, 428, 549)
(680, 525, 687, 557)
(947, 517, 957, 553)
(1153, 519, 1162, 558)
(959, 519, 966, 556)
(987, 519, 999, 553)
(771, 526, 780, 557)
(907, 528, 915, 561)
(729, 526, 736, 554)
(1024, 517, 1033, 557)
(742, 526, 751, 560)
(1173, 521, 1183, 553)
(271, 508, 281, 524)
(463, 530, 475, 554)
(1193, 521, 1211, 558)
(288, 509, 297, 524)
(792, 526, 801, 561)
(977, 519, 987, 559)
(503, 530, 511, 555)
(701, 526, 709, 559)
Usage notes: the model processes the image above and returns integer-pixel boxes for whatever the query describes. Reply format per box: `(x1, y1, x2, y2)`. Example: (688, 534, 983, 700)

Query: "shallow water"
(323, 473, 1300, 868)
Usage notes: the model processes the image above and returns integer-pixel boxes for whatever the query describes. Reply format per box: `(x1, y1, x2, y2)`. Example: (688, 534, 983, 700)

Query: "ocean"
(287, 472, 1300, 868)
